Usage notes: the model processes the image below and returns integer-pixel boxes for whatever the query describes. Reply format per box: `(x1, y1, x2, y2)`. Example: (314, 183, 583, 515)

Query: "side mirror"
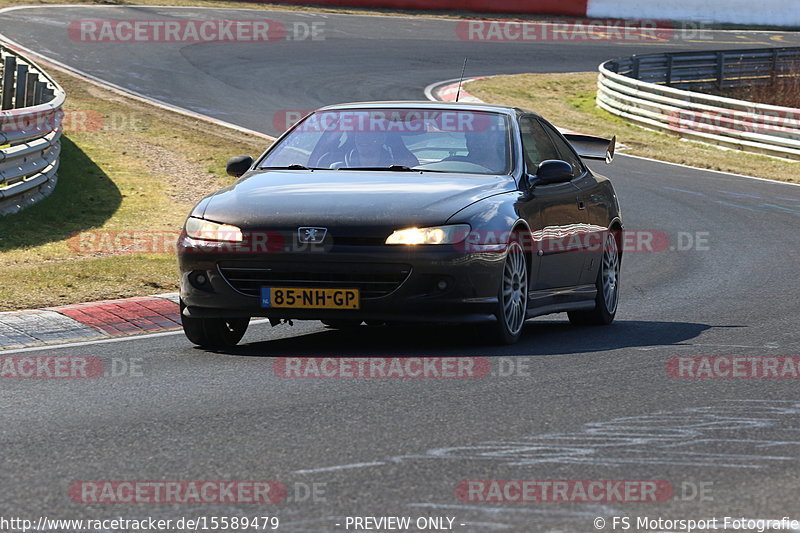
(226, 155, 254, 178)
(535, 160, 573, 185)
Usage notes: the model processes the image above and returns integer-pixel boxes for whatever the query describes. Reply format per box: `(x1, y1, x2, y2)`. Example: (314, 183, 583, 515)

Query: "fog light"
(437, 279, 449, 291)
(188, 271, 210, 290)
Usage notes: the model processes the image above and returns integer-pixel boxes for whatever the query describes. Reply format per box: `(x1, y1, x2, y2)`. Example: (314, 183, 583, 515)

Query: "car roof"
(317, 100, 536, 119)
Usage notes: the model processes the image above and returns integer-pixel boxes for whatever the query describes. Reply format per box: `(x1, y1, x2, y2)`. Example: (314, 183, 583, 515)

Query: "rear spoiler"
(563, 133, 616, 164)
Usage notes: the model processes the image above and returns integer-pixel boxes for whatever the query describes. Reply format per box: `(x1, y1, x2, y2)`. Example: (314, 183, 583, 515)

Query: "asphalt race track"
(2, 6, 800, 532)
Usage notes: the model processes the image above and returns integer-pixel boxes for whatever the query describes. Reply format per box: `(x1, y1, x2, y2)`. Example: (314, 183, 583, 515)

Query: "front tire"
(180, 300, 249, 348)
(488, 239, 529, 345)
(568, 230, 620, 326)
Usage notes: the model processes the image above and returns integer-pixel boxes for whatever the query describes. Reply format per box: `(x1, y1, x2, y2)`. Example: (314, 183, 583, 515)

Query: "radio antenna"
(455, 58, 468, 102)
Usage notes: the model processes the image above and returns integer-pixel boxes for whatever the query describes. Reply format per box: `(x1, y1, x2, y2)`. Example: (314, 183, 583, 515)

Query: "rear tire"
(568, 230, 620, 326)
(180, 300, 249, 348)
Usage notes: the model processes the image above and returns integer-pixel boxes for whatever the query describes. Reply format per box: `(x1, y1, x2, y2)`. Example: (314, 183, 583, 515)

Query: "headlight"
(185, 217, 243, 242)
(385, 224, 470, 245)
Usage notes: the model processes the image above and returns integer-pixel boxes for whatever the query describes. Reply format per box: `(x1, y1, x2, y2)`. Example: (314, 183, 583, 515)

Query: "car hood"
(199, 170, 517, 228)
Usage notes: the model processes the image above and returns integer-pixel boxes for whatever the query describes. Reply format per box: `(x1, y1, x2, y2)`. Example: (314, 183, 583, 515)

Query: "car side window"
(539, 120, 586, 178)
(518, 116, 560, 173)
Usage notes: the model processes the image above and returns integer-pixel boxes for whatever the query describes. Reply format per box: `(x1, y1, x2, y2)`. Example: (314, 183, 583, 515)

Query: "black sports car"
(177, 101, 622, 347)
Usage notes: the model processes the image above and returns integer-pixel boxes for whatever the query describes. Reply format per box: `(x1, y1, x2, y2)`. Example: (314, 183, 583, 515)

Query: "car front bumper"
(178, 240, 506, 324)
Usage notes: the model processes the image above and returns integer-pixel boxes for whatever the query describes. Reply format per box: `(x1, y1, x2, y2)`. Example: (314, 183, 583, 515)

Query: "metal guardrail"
(0, 44, 65, 215)
(597, 47, 800, 160)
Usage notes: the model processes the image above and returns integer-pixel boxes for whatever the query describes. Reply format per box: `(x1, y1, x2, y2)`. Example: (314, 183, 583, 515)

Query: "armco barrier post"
(665, 55, 673, 85)
(35, 80, 47, 105)
(24, 72, 37, 107)
(2, 55, 15, 110)
(771, 49, 779, 84)
(14, 62, 27, 109)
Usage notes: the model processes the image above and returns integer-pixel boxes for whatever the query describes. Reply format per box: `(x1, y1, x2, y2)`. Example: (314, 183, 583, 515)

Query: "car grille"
(218, 262, 412, 299)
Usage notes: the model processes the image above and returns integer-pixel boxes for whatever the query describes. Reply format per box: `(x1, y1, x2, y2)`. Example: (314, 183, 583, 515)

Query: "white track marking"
(292, 461, 387, 474)
(0, 319, 273, 354)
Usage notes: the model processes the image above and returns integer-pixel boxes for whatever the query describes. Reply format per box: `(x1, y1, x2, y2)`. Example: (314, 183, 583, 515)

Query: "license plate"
(261, 287, 360, 309)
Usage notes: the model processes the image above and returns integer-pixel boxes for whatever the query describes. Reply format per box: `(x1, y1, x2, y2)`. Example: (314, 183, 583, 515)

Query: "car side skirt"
(525, 284, 597, 319)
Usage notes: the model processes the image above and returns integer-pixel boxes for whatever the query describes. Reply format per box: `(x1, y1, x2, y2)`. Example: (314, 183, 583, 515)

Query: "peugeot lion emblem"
(298, 227, 327, 244)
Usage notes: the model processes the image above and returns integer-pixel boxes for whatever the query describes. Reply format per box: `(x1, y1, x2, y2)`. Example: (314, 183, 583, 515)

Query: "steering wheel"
(314, 152, 345, 169)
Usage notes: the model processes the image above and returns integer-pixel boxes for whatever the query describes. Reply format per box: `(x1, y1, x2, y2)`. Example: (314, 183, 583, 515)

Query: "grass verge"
(465, 72, 799, 183)
(0, 68, 268, 311)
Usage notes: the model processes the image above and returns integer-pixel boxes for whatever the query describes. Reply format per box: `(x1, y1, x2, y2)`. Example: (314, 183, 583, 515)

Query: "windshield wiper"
(337, 165, 449, 173)
(260, 164, 323, 170)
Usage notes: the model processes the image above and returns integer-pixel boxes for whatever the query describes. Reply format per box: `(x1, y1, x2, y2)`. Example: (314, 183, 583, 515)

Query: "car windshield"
(259, 108, 512, 175)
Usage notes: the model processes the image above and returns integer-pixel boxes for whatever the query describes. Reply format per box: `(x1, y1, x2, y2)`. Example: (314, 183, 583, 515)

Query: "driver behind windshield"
(344, 131, 419, 168)
(460, 130, 507, 173)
